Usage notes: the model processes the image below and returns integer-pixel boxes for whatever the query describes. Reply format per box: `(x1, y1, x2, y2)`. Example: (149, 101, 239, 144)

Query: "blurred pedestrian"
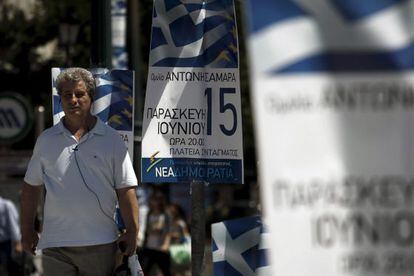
(167, 203, 190, 275)
(21, 67, 139, 276)
(140, 191, 171, 276)
(0, 196, 22, 275)
(167, 203, 189, 245)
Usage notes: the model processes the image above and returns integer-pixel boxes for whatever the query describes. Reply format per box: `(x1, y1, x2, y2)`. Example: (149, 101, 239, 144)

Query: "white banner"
(141, 0, 243, 184)
(248, 0, 414, 275)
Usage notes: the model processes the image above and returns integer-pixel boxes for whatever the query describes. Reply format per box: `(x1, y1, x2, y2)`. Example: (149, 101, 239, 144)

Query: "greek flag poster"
(212, 216, 271, 276)
(248, 1, 414, 275)
(111, 0, 128, 69)
(52, 68, 135, 160)
(141, 0, 243, 184)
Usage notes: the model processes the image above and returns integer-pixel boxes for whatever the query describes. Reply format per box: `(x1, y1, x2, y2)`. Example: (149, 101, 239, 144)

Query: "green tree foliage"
(0, 0, 91, 148)
(0, 0, 91, 75)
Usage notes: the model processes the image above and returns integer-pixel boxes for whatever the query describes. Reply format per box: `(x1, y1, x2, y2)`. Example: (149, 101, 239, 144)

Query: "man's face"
(60, 80, 92, 118)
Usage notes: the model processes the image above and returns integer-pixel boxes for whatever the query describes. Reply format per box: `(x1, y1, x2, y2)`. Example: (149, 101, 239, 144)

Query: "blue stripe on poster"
(331, 0, 408, 21)
(214, 262, 243, 276)
(223, 216, 263, 239)
(248, 0, 308, 33)
(53, 95, 63, 114)
(153, 32, 237, 68)
(212, 216, 270, 275)
(150, 0, 238, 68)
(242, 246, 270, 271)
(142, 158, 242, 183)
(273, 42, 414, 74)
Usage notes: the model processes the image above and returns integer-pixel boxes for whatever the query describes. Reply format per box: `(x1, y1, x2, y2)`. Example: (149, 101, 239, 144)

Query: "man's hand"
(116, 186, 139, 256)
(20, 183, 42, 255)
(117, 230, 138, 256)
(14, 241, 23, 254)
(22, 229, 39, 255)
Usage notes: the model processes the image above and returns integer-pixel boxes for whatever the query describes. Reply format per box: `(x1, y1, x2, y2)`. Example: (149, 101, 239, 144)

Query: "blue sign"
(0, 93, 33, 143)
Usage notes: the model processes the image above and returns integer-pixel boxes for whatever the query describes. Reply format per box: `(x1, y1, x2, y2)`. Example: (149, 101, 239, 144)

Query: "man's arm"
(116, 186, 139, 256)
(7, 200, 23, 255)
(20, 183, 42, 255)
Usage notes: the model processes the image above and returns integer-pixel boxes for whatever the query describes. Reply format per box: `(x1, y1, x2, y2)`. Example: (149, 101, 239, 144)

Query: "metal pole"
(191, 181, 205, 275)
(91, 0, 112, 67)
(35, 106, 45, 139)
(35, 105, 46, 227)
(127, 0, 144, 171)
(190, 1, 208, 273)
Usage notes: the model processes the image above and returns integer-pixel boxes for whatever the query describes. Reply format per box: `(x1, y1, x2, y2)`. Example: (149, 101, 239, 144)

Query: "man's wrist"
(126, 227, 139, 235)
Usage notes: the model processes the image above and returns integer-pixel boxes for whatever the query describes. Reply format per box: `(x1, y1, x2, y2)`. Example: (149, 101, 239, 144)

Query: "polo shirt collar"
(91, 117, 106, 136)
(52, 116, 106, 136)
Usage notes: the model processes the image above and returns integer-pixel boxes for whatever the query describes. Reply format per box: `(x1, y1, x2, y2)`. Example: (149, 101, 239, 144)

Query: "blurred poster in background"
(111, 0, 128, 69)
(247, 1, 414, 275)
(52, 68, 135, 159)
(212, 216, 271, 275)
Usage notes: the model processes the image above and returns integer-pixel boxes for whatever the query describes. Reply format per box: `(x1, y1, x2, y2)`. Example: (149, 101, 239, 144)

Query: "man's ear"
(88, 91, 95, 103)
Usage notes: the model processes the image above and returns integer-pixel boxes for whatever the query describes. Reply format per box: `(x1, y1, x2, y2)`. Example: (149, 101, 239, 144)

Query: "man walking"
(21, 68, 139, 275)
(0, 196, 22, 275)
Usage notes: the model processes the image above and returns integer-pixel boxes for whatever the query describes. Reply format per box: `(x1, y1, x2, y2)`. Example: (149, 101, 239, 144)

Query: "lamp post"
(59, 9, 79, 67)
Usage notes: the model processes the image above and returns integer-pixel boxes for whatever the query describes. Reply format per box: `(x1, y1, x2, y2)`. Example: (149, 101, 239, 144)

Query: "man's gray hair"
(56, 68, 95, 98)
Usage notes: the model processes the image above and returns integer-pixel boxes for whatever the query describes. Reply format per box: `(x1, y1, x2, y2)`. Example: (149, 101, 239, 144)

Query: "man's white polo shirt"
(24, 117, 137, 249)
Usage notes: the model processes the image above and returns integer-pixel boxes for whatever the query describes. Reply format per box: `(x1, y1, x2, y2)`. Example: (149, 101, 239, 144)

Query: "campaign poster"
(52, 68, 135, 160)
(141, 0, 243, 184)
(248, 1, 414, 275)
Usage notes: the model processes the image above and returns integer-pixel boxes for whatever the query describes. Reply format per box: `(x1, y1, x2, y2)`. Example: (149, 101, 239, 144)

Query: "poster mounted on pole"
(52, 68, 135, 160)
(141, 0, 243, 184)
(247, 1, 414, 275)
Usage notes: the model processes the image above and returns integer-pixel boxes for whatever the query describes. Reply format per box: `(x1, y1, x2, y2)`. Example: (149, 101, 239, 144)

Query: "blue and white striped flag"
(249, 0, 414, 74)
(112, 0, 128, 69)
(212, 216, 271, 276)
(149, 0, 238, 68)
(51, 68, 135, 158)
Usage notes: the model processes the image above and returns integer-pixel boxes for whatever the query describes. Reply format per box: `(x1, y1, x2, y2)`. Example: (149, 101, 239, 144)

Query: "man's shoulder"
(100, 122, 118, 134)
(0, 198, 16, 212)
(34, 124, 62, 148)
(40, 124, 62, 138)
(94, 120, 126, 150)
(100, 123, 123, 140)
